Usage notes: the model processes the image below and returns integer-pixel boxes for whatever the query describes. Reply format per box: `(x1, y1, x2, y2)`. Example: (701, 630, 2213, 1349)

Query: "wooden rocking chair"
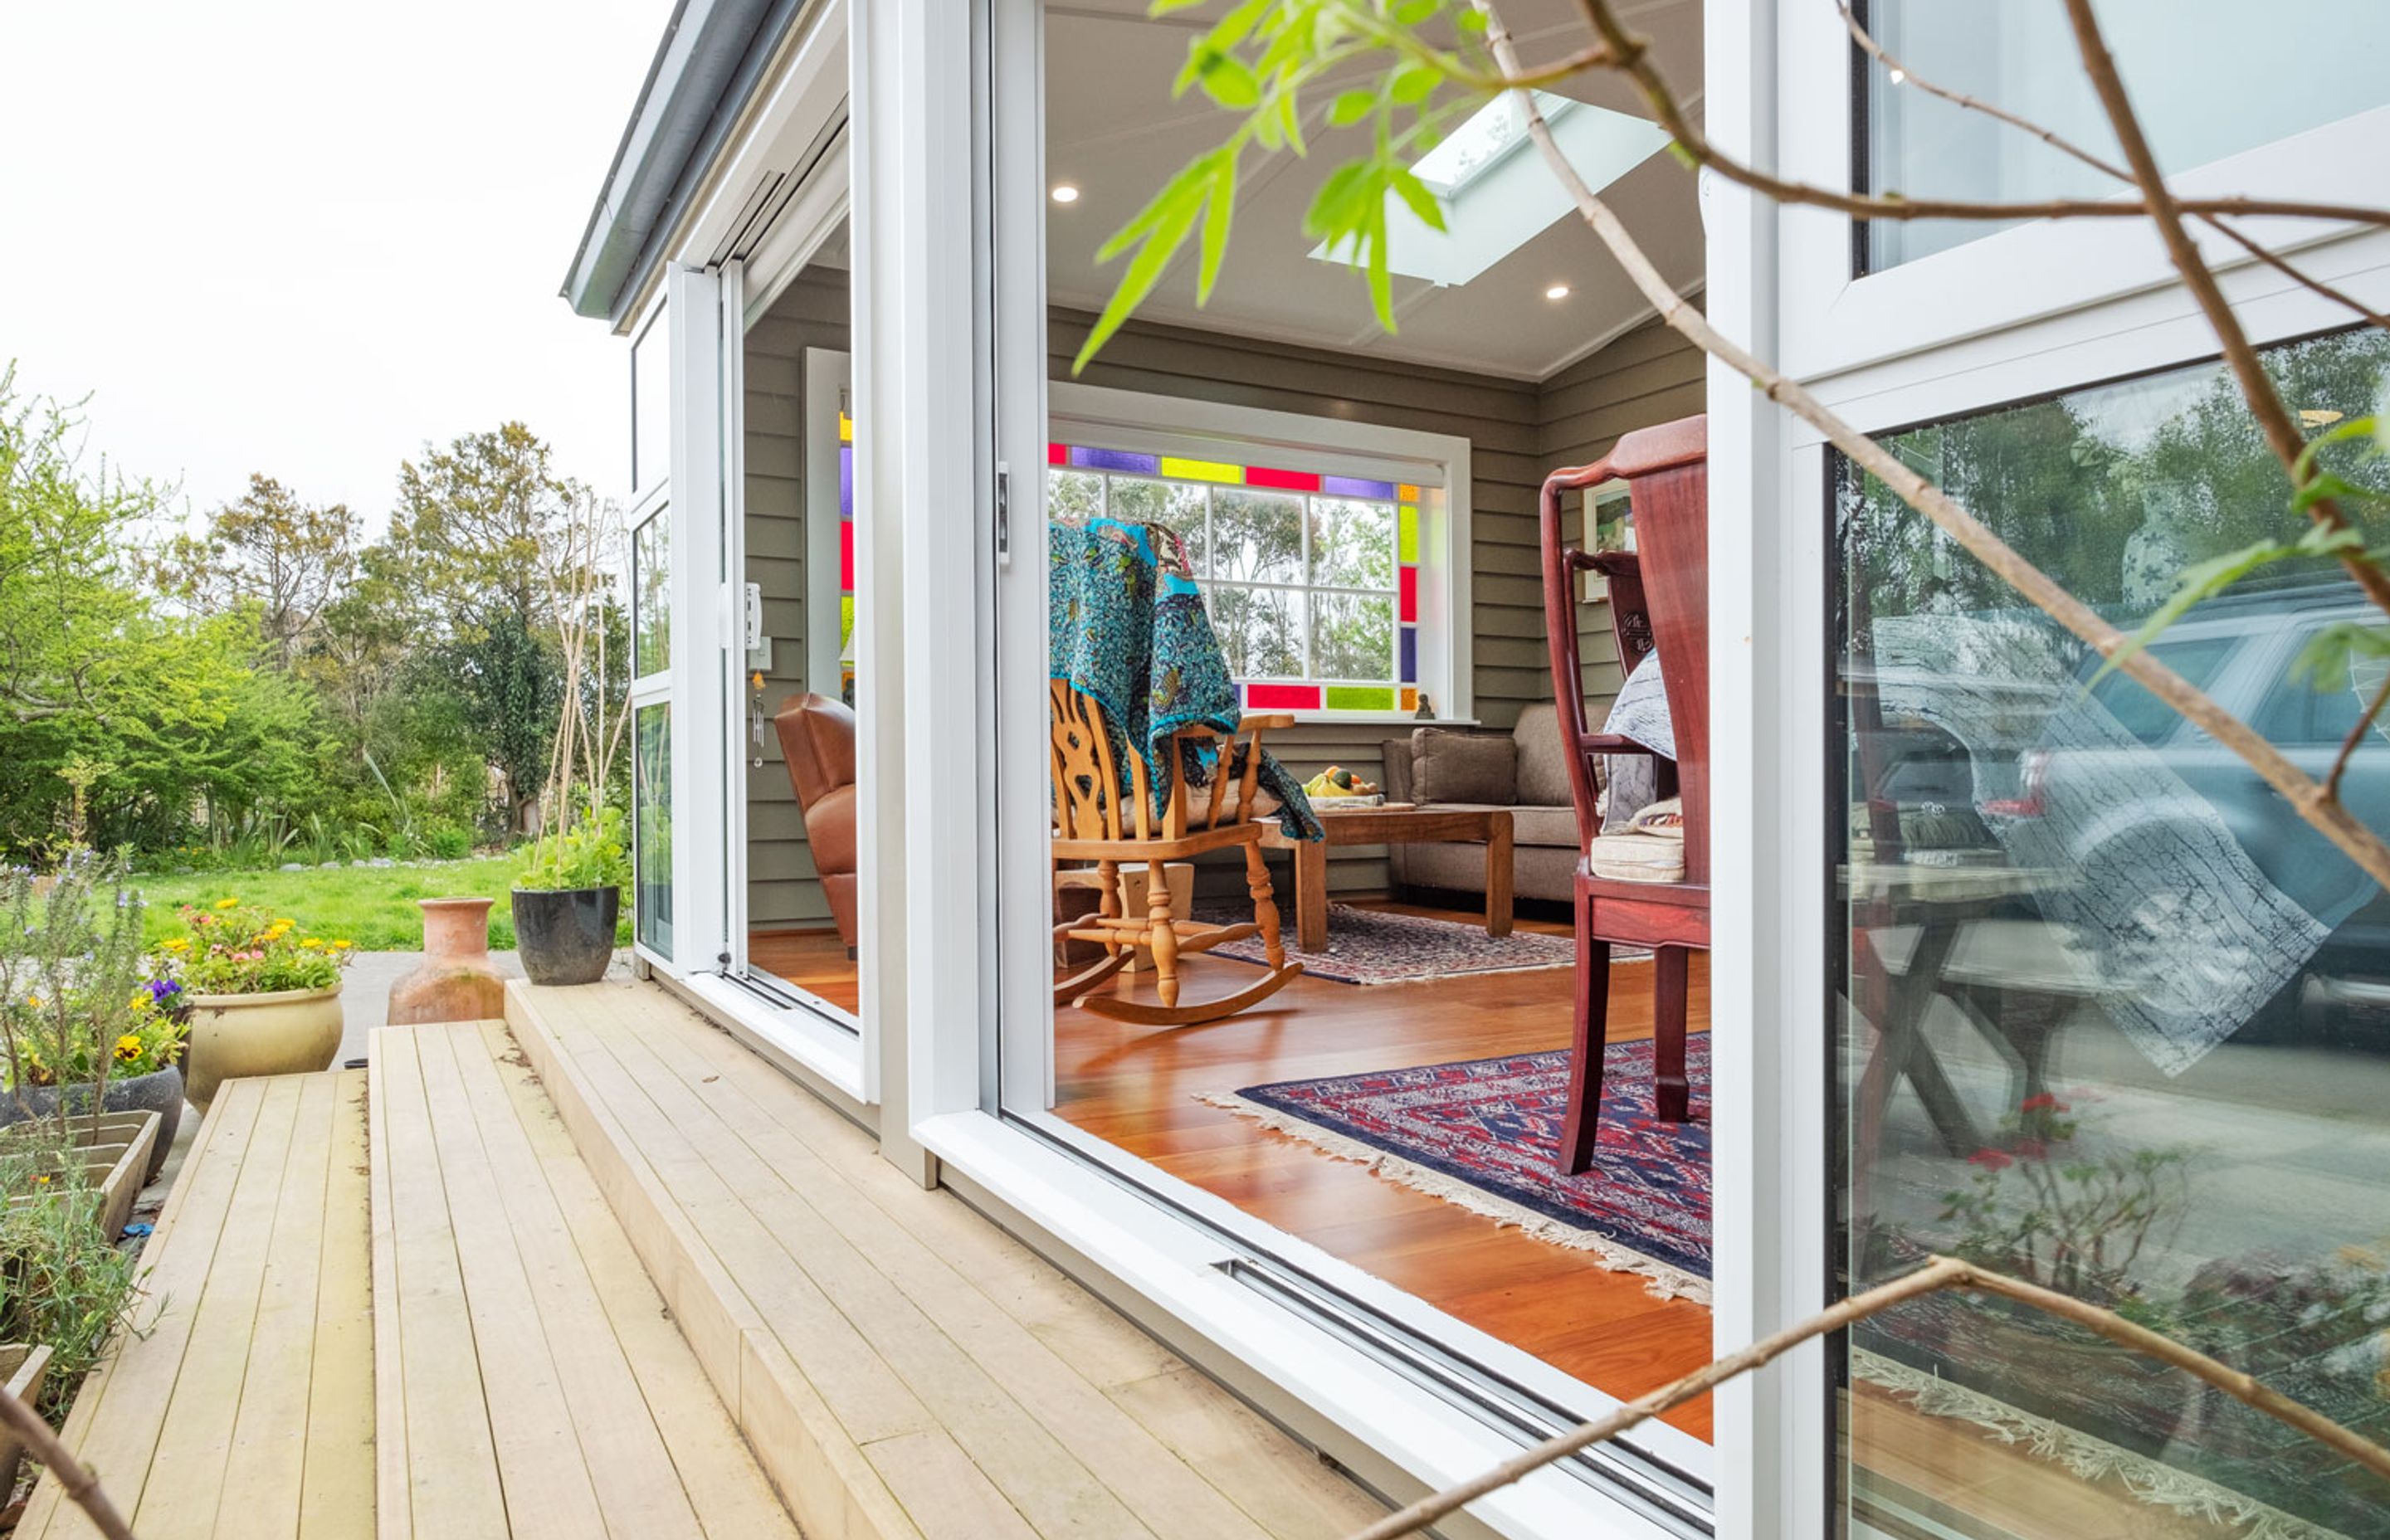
(1050, 680, 1304, 1026)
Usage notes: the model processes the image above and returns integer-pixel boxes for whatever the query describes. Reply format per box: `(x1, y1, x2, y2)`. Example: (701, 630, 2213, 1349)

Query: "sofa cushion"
(1511, 703, 1578, 810)
(1509, 806, 1583, 850)
(1411, 728, 1516, 806)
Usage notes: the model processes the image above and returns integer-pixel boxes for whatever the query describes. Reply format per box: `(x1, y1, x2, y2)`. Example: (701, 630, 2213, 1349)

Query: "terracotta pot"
(387, 898, 507, 1026)
(183, 985, 344, 1112)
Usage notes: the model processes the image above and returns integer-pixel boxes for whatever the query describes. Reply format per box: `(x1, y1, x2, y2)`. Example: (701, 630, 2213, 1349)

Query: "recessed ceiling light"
(1545, 284, 1570, 300)
(1887, 67, 1907, 85)
(1051, 184, 1080, 204)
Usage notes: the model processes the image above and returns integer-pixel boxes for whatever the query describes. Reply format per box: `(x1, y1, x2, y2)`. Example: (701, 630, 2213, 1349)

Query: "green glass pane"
(1324, 685, 1395, 711)
(1397, 504, 1419, 564)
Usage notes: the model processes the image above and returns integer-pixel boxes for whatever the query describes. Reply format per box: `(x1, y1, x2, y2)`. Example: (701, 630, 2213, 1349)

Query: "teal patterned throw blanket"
(1050, 516, 1321, 841)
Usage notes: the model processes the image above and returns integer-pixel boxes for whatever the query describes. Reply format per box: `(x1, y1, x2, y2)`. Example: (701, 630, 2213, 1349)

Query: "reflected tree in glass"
(1208, 585, 1303, 678)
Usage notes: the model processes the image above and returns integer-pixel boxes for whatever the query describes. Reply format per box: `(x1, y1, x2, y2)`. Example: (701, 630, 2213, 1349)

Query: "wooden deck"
(369, 1021, 799, 1540)
(509, 980, 1386, 1540)
(19, 1071, 374, 1540)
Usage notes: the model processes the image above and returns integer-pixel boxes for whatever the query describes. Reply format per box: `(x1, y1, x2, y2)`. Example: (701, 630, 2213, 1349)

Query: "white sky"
(0, 0, 676, 534)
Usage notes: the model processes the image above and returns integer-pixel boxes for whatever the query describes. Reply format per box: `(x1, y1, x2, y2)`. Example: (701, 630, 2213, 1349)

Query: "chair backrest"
(1539, 415, 1710, 886)
(773, 693, 856, 811)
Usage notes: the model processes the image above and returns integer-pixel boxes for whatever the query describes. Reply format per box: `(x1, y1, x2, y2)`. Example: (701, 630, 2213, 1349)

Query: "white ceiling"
(1044, 0, 1705, 383)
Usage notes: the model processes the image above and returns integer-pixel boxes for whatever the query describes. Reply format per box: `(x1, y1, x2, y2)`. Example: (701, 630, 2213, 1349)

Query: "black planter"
(512, 886, 621, 985)
(0, 1066, 184, 1184)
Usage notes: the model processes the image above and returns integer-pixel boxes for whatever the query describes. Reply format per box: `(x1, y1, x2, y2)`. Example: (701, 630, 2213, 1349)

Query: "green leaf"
(1329, 88, 1378, 127)
(1302, 159, 1375, 240)
(1388, 59, 1439, 106)
(1387, 166, 1446, 231)
(1195, 50, 1263, 109)
(2290, 620, 2390, 690)
(1394, 0, 1440, 22)
(1279, 91, 1308, 155)
(1364, 200, 1396, 332)
(1456, 8, 1487, 31)
(1197, 154, 1236, 305)
(1075, 191, 1206, 374)
(2089, 538, 2296, 688)
(1665, 140, 1698, 168)
(2290, 470, 2364, 516)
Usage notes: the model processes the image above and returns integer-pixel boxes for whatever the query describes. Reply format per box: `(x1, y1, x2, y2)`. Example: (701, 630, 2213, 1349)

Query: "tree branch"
(0, 1382, 138, 1540)
(1475, 0, 2390, 891)
(2329, 666, 2390, 802)
(1836, 2, 2390, 334)
(1557, 0, 2390, 232)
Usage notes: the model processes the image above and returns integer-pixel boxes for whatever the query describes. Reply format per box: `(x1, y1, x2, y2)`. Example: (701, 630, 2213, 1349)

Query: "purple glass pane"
(1071, 446, 1162, 475)
(839, 445, 854, 520)
(1399, 624, 1417, 683)
(1323, 474, 1397, 500)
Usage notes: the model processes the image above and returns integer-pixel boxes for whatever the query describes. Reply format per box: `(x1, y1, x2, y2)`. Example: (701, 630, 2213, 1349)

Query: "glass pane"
(1207, 584, 1303, 678)
(632, 305, 669, 492)
(634, 702, 673, 958)
(633, 511, 670, 677)
(1832, 329, 2390, 1536)
(1308, 497, 1397, 589)
(1105, 477, 1208, 554)
(1863, 1, 2390, 269)
(1207, 490, 1305, 583)
(1047, 468, 1102, 523)
(1310, 591, 1395, 682)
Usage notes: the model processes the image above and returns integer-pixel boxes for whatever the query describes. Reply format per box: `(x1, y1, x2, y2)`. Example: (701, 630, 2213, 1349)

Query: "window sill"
(1278, 712, 1481, 728)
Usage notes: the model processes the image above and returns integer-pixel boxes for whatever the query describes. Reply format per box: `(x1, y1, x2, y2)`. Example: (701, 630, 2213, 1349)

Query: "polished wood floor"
(749, 926, 861, 1014)
(1053, 901, 1717, 1440)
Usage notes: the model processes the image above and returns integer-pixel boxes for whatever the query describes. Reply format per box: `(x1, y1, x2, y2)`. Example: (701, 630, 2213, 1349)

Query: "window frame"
(1048, 379, 1474, 724)
(1714, 4, 2390, 1535)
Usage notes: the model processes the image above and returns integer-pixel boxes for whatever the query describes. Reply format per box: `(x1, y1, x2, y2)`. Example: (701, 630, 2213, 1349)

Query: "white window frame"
(1050, 380, 1473, 724)
(1711, 3, 2390, 1535)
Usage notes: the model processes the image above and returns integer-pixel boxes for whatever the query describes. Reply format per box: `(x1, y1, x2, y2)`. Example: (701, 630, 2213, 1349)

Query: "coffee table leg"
(1484, 812, 1514, 938)
(1296, 837, 1329, 953)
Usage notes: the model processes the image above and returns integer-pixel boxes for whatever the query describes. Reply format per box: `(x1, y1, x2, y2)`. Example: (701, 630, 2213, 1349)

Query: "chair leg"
(1242, 841, 1286, 970)
(1559, 896, 1612, 1176)
(1146, 860, 1180, 1008)
(1654, 946, 1690, 1123)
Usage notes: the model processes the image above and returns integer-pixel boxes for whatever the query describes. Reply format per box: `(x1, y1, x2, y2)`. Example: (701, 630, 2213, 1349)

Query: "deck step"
(368, 1020, 799, 1540)
(20, 1072, 374, 1540)
(508, 979, 1384, 1540)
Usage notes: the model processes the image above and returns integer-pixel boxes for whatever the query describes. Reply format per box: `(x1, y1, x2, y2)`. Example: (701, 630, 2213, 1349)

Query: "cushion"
(1511, 703, 1578, 809)
(1587, 832, 1685, 884)
(1411, 728, 1516, 806)
(1626, 796, 1685, 840)
(1509, 807, 1583, 850)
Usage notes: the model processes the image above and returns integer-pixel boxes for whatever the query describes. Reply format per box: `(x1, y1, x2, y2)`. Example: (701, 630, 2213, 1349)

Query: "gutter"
(560, 0, 805, 326)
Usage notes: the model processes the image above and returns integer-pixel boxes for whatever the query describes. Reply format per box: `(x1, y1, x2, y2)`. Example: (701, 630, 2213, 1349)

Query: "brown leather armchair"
(772, 693, 860, 952)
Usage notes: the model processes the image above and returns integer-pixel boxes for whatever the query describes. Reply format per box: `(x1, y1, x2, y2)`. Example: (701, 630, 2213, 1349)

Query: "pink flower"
(1968, 1148, 2013, 1172)
(2021, 1093, 2070, 1114)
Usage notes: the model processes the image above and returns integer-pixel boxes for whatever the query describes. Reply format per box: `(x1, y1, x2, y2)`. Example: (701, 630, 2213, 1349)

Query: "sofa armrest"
(1378, 738, 1416, 804)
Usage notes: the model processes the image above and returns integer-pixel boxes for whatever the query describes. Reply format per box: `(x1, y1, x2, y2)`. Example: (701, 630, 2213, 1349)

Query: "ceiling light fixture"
(1051, 184, 1080, 204)
(1545, 284, 1570, 300)
(1887, 66, 1907, 85)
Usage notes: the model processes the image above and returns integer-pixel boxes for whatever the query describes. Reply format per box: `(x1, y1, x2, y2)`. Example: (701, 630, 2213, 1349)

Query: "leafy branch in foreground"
(1079, 0, 2390, 890)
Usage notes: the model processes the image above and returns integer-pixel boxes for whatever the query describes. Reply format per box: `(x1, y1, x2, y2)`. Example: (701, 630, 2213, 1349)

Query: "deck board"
(371, 1021, 800, 1540)
(21, 1072, 373, 1540)
(510, 980, 1388, 1540)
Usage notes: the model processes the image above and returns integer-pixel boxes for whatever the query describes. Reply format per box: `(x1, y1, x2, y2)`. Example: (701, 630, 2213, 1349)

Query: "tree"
(388, 422, 585, 631)
(162, 475, 358, 668)
(445, 608, 559, 836)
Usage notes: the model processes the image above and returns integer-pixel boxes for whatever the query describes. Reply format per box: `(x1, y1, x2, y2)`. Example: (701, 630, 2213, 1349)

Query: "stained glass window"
(1046, 443, 1427, 713)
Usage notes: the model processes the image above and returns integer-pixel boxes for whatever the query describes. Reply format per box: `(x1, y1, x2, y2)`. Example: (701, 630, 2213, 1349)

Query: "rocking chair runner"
(1050, 680, 1305, 1025)
(1541, 415, 1711, 1174)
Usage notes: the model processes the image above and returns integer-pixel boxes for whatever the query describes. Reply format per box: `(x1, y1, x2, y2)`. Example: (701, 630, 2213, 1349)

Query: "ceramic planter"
(0, 1343, 52, 1489)
(183, 985, 344, 1112)
(388, 898, 507, 1025)
(511, 888, 619, 986)
(0, 1110, 161, 1240)
(1, 1066, 184, 1183)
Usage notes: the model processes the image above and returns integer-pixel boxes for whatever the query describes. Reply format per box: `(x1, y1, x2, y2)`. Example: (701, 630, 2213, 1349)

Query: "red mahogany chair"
(1540, 416, 1710, 1174)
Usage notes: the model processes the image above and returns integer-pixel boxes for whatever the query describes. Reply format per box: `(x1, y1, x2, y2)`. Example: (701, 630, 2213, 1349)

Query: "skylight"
(1410, 92, 1573, 197)
(1310, 95, 1671, 290)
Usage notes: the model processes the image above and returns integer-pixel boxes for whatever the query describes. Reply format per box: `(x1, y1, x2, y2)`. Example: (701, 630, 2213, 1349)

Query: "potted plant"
(512, 803, 627, 985)
(0, 853, 182, 1186)
(0, 1150, 139, 1429)
(158, 898, 354, 1112)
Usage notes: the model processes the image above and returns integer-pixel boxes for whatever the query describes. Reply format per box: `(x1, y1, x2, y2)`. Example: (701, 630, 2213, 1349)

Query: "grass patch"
(126, 856, 627, 951)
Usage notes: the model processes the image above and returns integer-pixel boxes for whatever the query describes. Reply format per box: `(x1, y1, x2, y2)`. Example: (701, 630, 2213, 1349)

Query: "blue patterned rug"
(1209, 1037, 1710, 1299)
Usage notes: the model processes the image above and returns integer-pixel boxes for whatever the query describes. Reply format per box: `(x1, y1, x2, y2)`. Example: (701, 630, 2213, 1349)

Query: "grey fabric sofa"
(1378, 703, 1593, 905)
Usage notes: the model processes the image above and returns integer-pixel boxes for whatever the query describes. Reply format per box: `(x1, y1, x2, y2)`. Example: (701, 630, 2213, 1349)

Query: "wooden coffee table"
(1256, 807, 1514, 952)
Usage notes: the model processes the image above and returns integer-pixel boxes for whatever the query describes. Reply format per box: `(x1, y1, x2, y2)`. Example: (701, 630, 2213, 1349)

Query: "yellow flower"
(331, 939, 354, 951)
(300, 938, 322, 949)
(128, 992, 148, 1010)
(159, 937, 189, 953)
(23, 996, 39, 1010)
(213, 897, 239, 910)
(115, 1035, 142, 1063)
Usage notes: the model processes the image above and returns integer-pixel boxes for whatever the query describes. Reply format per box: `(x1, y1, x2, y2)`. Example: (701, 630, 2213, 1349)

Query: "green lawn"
(132, 856, 540, 951)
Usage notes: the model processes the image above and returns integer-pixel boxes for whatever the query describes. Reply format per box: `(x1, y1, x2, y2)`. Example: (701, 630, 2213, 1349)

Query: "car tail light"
(1981, 750, 2048, 818)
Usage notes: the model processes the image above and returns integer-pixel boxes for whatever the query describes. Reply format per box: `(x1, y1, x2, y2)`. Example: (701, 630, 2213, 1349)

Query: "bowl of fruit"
(1302, 766, 1385, 808)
